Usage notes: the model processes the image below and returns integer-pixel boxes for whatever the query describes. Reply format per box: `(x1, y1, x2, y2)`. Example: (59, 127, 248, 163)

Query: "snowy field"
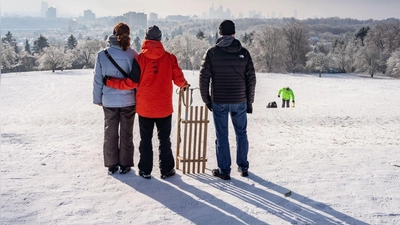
(1, 69, 399, 225)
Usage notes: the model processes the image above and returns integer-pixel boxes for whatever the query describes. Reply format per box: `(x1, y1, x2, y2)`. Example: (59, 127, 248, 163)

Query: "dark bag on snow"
(266, 101, 277, 108)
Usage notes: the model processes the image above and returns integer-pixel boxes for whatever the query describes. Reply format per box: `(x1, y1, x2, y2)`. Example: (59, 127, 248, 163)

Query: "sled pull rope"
(176, 87, 199, 106)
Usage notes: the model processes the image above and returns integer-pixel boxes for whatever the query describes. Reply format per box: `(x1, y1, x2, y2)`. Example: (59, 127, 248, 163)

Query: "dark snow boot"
(119, 166, 131, 174)
(161, 169, 176, 179)
(139, 171, 151, 179)
(212, 169, 231, 180)
(108, 166, 119, 175)
(237, 168, 249, 177)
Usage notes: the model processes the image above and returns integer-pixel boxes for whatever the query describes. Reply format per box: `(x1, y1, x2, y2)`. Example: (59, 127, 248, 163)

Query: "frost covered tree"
(2, 31, 19, 54)
(70, 39, 105, 69)
(24, 39, 31, 54)
(19, 51, 37, 72)
(133, 37, 141, 52)
(38, 46, 72, 72)
(241, 32, 255, 47)
(1, 42, 18, 73)
(386, 50, 400, 78)
(251, 26, 287, 73)
(363, 21, 400, 74)
(355, 26, 370, 46)
(2, 31, 14, 43)
(33, 35, 49, 54)
(354, 45, 380, 77)
(344, 39, 361, 73)
(66, 34, 78, 50)
(164, 33, 209, 70)
(196, 30, 205, 40)
(282, 21, 312, 73)
(330, 39, 347, 72)
(369, 21, 400, 53)
(306, 51, 330, 77)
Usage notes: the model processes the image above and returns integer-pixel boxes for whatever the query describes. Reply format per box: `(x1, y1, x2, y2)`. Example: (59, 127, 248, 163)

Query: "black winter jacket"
(199, 36, 256, 105)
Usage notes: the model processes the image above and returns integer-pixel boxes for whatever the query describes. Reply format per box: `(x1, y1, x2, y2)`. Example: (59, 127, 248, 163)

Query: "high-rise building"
(113, 12, 147, 30)
(41, 1, 48, 17)
(84, 10, 96, 20)
(208, 4, 231, 19)
(148, 12, 158, 21)
(46, 7, 56, 18)
(165, 15, 190, 21)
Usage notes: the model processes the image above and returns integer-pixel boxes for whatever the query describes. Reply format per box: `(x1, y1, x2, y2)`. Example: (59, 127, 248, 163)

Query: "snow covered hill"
(1, 69, 399, 224)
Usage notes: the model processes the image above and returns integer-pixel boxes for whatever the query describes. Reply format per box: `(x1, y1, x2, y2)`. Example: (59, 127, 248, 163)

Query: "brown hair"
(113, 22, 131, 51)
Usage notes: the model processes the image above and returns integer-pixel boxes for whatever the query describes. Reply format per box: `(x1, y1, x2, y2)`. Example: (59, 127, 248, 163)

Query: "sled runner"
(175, 88, 209, 174)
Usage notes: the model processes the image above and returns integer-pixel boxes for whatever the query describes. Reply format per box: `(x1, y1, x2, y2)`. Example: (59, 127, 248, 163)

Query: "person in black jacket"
(199, 20, 256, 180)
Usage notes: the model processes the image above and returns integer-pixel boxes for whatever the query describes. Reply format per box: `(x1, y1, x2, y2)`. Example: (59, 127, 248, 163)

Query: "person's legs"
(230, 102, 249, 173)
(212, 103, 231, 175)
(155, 115, 175, 175)
(138, 116, 155, 175)
(103, 107, 120, 168)
(119, 105, 135, 168)
(282, 99, 289, 108)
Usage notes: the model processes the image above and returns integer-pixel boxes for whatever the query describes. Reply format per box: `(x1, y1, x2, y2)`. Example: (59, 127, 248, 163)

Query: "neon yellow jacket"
(278, 88, 295, 102)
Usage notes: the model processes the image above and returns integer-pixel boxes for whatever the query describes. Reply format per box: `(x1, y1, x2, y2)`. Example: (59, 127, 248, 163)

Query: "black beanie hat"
(219, 20, 235, 35)
(145, 25, 162, 41)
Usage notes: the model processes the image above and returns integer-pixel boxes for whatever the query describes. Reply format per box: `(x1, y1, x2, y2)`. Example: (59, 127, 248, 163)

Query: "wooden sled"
(175, 88, 209, 174)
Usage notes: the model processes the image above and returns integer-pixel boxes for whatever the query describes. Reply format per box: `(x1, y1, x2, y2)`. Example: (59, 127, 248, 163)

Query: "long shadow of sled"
(189, 173, 369, 225)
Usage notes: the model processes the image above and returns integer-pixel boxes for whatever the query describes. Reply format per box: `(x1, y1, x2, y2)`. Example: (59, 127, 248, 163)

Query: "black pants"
(282, 99, 290, 108)
(138, 115, 174, 175)
(103, 105, 136, 167)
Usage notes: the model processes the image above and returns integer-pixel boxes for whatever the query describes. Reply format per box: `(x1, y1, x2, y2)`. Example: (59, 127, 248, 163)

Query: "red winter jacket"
(107, 40, 188, 118)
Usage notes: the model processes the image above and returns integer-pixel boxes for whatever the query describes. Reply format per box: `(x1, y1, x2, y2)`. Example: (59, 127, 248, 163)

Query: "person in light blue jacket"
(93, 22, 138, 175)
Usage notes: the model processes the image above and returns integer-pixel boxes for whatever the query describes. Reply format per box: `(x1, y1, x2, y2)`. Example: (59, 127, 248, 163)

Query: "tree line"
(2, 18, 400, 78)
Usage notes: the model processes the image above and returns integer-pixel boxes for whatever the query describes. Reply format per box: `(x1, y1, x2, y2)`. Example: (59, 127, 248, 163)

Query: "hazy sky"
(1, 0, 400, 20)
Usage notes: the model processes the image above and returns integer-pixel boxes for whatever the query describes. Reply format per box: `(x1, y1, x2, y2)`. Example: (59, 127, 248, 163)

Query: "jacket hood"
(107, 34, 119, 46)
(141, 40, 165, 59)
(216, 36, 242, 53)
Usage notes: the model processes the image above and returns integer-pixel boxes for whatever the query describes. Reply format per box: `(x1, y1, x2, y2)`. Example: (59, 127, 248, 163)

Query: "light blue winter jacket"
(92, 35, 138, 107)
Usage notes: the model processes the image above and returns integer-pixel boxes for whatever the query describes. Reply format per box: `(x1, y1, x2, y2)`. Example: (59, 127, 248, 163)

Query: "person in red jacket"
(104, 25, 189, 179)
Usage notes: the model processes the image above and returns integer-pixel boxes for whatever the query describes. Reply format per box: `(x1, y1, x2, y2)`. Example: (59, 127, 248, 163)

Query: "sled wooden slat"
(176, 156, 208, 163)
(202, 107, 208, 173)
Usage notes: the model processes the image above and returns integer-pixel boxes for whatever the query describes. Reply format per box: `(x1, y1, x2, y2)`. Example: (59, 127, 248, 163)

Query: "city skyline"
(1, 0, 400, 20)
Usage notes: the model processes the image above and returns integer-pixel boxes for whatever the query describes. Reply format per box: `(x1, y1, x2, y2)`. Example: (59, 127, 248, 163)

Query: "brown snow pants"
(103, 105, 136, 167)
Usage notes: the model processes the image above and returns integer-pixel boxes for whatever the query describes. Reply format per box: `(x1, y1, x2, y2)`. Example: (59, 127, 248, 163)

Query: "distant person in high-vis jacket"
(278, 87, 295, 108)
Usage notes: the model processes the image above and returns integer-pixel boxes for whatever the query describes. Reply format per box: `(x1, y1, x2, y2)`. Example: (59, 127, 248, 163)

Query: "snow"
(1, 69, 400, 225)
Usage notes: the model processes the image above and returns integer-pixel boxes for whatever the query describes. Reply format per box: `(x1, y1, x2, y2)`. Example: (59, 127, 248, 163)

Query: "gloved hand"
(182, 84, 190, 91)
(247, 103, 253, 114)
(206, 102, 212, 111)
(278, 95, 280, 98)
(103, 76, 111, 86)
